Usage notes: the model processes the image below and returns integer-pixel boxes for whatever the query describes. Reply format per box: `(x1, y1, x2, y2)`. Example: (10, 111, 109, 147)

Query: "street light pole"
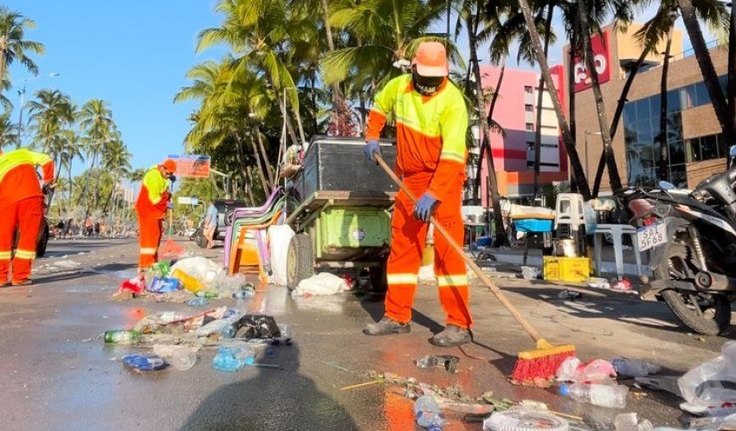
(15, 73, 60, 148)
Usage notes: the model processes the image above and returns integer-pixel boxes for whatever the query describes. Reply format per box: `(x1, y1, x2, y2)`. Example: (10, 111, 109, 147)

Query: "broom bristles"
(511, 339, 575, 385)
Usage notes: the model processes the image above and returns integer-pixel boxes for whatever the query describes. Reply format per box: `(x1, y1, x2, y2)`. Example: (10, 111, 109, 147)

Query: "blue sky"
(7, 0, 224, 171)
(7, 2, 716, 174)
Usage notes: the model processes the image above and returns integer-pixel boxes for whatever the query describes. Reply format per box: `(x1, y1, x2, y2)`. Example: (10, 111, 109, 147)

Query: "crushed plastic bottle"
(212, 345, 255, 372)
(413, 396, 444, 430)
(612, 358, 661, 378)
(614, 413, 654, 431)
(559, 383, 628, 409)
(187, 296, 209, 307)
(212, 347, 243, 372)
(104, 329, 141, 345)
(153, 345, 198, 371)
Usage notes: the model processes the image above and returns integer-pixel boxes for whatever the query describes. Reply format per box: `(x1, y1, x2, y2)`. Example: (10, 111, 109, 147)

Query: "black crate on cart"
(294, 137, 397, 200)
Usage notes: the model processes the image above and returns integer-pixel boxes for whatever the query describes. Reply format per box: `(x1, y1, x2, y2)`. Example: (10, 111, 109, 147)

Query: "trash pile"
(401, 342, 736, 430)
(104, 305, 291, 373)
(114, 257, 254, 304)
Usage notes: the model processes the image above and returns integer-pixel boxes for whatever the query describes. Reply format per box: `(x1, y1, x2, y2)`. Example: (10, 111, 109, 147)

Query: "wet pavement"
(0, 238, 731, 430)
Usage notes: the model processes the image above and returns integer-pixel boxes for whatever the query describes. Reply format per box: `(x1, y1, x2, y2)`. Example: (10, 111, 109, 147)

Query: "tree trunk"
(678, 0, 733, 144)
(533, 5, 555, 199)
(102, 181, 116, 214)
(518, 0, 591, 199)
(68, 162, 73, 207)
(568, 29, 579, 193)
(592, 44, 653, 196)
(467, 9, 507, 245)
(728, 1, 736, 167)
(243, 132, 271, 194)
(475, 62, 506, 200)
(290, 88, 308, 144)
(82, 151, 98, 219)
(578, 0, 622, 193)
(658, 30, 674, 181)
(255, 127, 274, 185)
(244, 167, 256, 206)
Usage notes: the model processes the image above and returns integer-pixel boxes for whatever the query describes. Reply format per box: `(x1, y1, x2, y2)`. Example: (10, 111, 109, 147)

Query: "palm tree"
(78, 99, 115, 214)
(197, 0, 307, 145)
(321, 0, 452, 92)
(515, 0, 591, 199)
(176, 59, 274, 195)
(459, 0, 508, 245)
(0, 7, 44, 90)
(676, 0, 732, 144)
(26, 89, 75, 168)
(0, 111, 15, 149)
(101, 139, 132, 213)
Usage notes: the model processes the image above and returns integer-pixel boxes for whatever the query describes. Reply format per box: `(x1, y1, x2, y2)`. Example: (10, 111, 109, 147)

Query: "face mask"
(412, 70, 444, 96)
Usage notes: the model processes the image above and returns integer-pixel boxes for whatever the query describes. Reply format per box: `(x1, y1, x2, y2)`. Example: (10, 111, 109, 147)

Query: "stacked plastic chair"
(224, 187, 294, 281)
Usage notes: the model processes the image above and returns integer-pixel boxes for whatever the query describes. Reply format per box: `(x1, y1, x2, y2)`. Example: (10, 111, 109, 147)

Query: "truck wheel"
(36, 220, 49, 258)
(287, 234, 313, 291)
(369, 261, 388, 293)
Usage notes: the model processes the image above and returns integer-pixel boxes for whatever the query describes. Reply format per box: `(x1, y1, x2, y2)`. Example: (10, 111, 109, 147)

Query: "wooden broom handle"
(375, 154, 542, 343)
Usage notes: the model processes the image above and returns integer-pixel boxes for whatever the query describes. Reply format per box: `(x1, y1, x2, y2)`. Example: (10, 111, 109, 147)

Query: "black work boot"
(429, 325, 471, 347)
(363, 316, 411, 336)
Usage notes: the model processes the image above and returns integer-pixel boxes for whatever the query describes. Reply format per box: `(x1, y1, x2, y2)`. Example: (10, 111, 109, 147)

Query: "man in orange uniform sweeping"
(362, 41, 472, 347)
(135, 159, 176, 271)
(0, 148, 55, 287)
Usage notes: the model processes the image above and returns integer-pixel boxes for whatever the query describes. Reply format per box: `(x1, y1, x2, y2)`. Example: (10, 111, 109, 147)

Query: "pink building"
(474, 65, 569, 205)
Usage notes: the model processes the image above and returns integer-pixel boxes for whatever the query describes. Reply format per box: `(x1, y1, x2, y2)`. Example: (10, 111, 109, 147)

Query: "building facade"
(567, 24, 730, 192)
(472, 65, 569, 205)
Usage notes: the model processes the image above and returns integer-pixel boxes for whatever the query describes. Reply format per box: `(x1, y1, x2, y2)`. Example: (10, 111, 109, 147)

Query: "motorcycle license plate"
(637, 223, 667, 251)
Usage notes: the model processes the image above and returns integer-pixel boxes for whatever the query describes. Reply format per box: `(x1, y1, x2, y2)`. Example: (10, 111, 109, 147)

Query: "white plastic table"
(592, 224, 643, 280)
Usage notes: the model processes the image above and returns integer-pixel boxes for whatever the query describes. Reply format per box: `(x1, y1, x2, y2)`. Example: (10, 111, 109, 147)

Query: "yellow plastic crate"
(543, 256, 590, 283)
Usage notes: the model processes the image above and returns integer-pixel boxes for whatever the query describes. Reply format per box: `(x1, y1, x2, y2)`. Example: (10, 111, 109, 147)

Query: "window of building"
(525, 122, 534, 131)
(700, 135, 720, 160)
(525, 104, 534, 112)
(524, 86, 533, 94)
(694, 82, 710, 106)
(669, 140, 685, 165)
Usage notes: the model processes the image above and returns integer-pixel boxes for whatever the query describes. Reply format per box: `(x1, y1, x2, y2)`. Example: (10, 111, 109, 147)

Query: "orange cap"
(161, 159, 177, 174)
(411, 41, 449, 77)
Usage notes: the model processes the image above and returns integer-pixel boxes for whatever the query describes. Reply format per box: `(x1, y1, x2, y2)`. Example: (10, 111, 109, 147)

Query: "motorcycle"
(616, 145, 736, 335)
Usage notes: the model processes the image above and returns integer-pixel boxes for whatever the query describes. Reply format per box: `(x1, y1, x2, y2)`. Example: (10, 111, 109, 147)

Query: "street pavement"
(0, 237, 731, 430)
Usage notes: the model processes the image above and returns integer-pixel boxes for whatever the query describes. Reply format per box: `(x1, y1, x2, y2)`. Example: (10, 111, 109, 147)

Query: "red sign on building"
(573, 32, 611, 92)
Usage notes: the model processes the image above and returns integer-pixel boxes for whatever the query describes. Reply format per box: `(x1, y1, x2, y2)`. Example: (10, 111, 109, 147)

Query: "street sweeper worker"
(362, 41, 472, 347)
(135, 158, 176, 271)
(0, 148, 55, 287)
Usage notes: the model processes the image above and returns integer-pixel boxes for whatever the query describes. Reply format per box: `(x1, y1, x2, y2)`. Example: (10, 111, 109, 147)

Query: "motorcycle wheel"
(195, 230, 208, 249)
(657, 242, 731, 335)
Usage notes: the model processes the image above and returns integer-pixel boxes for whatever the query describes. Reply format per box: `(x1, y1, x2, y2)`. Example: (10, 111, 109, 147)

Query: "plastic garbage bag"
(148, 276, 181, 293)
(291, 272, 350, 297)
(555, 357, 616, 384)
(268, 225, 295, 286)
(170, 257, 223, 290)
(679, 341, 736, 409)
(119, 276, 146, 294)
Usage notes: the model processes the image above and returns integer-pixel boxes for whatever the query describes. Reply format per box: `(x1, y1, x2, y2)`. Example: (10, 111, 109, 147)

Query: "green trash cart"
(284, 136, 397, 291)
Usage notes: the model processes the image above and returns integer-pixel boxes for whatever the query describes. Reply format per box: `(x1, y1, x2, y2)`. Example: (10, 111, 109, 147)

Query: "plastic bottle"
(612, 358, 661, 378)
(413, 396, 444, 430)
(104, 329, 141, 344)
(559, 383, 628, 409)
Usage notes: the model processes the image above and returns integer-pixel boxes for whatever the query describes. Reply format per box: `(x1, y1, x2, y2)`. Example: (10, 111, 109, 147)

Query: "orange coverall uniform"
(0, 149, 54, 284)
(135, 166, 171, 269)
(366, 74, 472, 329)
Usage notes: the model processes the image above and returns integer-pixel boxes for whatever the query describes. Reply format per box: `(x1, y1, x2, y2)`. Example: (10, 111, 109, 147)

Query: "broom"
(375, 154, 575, 385)
(159, 185, 185, 260)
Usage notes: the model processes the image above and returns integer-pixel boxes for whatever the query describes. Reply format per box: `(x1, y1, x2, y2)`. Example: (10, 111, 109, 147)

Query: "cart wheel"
(369, 260, 388, 293)
(287, 234, 314, 291)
